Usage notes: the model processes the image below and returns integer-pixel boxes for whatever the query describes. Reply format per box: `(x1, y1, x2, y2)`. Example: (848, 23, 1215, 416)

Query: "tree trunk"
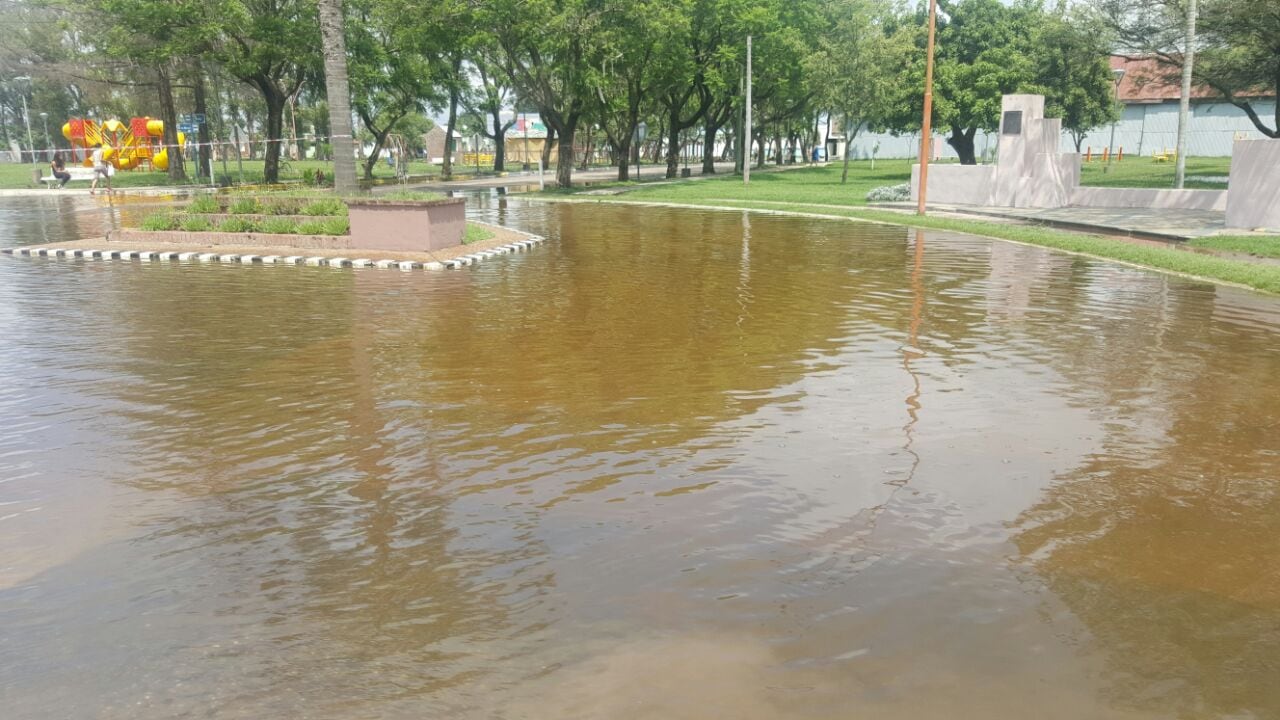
(555, 119, 578, 188)
(665, 109, 682, 178)
(263, 85, 287, 183)
(157, 66, 186, 181)
(442, 54, 462, 180)
(615, 135, 632, 181)
(244, 107, 256, 160)
(193, 61, 212, 181)
(840, 122, 860, 184)
(578, 131, 591, 171)
(318, 0, 358, 193)
(490, 108, 506, 171)
(362, 129, 390, 180)
(702, 122, 718, 174)
(541, 126, 555, 171)
(946, 125, 977, 165)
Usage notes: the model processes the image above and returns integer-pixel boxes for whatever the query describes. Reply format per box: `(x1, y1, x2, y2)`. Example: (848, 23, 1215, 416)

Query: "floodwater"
(2, 195, 1279, 719)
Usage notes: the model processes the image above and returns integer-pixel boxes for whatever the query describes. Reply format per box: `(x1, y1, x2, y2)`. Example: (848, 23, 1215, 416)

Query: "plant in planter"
(219, 216, 256, 233)
(180, 215, 213, 232)
(140, 212, 179, 231)
(188, 195, 220, 214)
(258, 217, 298, 234)
(228, 197, 260, 215)
(299, 198, 347, 217)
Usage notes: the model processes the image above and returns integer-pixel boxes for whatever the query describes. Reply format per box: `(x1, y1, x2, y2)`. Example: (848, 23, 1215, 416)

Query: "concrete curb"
(0, 235, 546, 271)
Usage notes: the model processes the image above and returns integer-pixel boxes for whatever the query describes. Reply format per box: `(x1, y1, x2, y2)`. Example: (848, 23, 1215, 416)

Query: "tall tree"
(1092, 0, 1279, 138)
(317, 0, 358, 193)
(216, 0, 320, 183)
(808, 0, 911, 183)
(487, 0, 598, 187)
(1036, 3, 1119, 152)
(890, 0, 1045, 165)
(467, 55, 516, 172)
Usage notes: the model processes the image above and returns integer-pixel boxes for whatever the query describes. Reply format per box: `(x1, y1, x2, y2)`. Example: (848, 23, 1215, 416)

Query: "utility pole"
(1174, 0, 1197, 189)
(14, 77, 34, 164)
(744, 35, 752, 185)
(916, 0, 938, 215)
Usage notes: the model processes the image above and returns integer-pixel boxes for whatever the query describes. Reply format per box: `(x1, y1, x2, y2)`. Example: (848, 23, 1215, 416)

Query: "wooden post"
(916, 0, 938, 215)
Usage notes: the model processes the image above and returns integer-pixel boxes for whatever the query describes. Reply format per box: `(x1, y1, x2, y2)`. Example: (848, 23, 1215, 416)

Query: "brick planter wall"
(347, 198, 465, 252)
(109, 229, 353, 250)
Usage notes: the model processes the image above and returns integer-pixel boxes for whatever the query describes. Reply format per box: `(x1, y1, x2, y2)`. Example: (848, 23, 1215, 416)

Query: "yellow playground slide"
(61, 117, 185, 171)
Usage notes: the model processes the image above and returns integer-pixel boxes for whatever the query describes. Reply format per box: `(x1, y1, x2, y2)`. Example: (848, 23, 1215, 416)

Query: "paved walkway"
(875, 202, 1230, 240)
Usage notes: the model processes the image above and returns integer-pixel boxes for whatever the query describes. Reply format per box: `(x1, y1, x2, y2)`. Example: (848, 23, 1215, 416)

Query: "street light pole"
(39, 112, 50, 160)
(744, 34, 752, 185)
(14, 76, 35, 165)
(916, 0, 938, 215)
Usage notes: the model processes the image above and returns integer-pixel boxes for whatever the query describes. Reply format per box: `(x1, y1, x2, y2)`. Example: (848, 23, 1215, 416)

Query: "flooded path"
(1, 195, 1278, 719)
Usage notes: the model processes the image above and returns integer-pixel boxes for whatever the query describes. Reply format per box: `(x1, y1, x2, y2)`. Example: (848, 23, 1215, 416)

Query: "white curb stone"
(374, 259, 398, 269)
(218, 254, 240, 262)
(282, 256, 304, 264)
(261, 255, 280, 264)
(423, 261, 444, 271)
(397, 261, 418, 271)
(138, 251, 157, 260)
(328, 257, 351, 267)
(240, 255, 260, 263)
(351, 258, 373, 268)
(304, 256, 325, 266)
(178, 252, 200, 261)
(197, 253, 218, 262)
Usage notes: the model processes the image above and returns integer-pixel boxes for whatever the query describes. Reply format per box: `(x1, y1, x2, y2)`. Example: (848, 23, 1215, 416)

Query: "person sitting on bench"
(50, 153, 71, 188)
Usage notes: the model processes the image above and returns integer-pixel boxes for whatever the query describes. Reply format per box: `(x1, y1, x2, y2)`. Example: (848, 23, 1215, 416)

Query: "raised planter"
(347, 197, 465, 252)
(109, 229, 353, 250)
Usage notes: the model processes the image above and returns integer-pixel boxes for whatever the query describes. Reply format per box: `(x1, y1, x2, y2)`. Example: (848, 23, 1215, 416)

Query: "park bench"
(39, 167, 97, 187)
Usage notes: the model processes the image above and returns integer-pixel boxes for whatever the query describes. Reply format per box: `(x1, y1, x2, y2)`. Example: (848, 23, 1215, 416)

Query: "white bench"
(40, 168, 97, 186)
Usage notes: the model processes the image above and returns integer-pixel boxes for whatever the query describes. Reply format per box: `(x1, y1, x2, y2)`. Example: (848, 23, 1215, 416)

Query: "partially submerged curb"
(2, 232, 546, 271)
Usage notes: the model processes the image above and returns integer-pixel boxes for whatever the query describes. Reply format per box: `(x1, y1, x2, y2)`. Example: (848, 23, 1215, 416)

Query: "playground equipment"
(61, 117, 186, 171)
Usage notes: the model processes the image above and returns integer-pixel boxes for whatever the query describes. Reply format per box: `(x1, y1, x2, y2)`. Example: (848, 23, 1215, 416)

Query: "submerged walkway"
(907, 204, 1228, 241)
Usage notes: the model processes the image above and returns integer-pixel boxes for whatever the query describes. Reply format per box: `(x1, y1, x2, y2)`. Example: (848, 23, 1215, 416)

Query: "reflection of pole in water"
(895, 230, 927, 486)
(736, 210, 754, 330)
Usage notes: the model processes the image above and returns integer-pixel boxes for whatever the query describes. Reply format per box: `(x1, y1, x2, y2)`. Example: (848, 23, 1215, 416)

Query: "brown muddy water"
(1, 194, 1279, 719)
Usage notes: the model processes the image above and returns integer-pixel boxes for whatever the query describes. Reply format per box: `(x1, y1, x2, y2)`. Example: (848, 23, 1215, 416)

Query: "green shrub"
(296, 219, 331, 235)
(319, 218, 349, 235)
(140, 213, 177, 231)
(257, 216, 297, 235)
(187, 195, 220, 214)
(463, 224, 493, 244)
(228, 197, 260, 215)
(299, 198, 348, 217)
(179, 215, 213, 232)
(379, 190, 444, 201)
(219, 216, 255, 233)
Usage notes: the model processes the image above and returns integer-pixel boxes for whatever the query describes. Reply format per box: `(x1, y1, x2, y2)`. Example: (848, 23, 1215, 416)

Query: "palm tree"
(318, 0, 358, 193)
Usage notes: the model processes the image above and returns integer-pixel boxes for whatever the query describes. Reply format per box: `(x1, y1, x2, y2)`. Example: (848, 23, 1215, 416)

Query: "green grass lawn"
(617, 162, 907, 207)
(1188, 235, 1280, 259)
(0, 158, 446, 189)
(545, 160, 1280, 295)
(1079, 156, 1232, 189)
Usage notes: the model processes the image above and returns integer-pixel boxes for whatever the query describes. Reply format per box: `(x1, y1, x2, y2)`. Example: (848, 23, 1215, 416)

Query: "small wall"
(1070, 187, 1228, 211)
(110, 229, 352, 249)
(910, 164, 996, 206)
(347, 198, 465, 252)
(1226, 139, 1280, 230)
